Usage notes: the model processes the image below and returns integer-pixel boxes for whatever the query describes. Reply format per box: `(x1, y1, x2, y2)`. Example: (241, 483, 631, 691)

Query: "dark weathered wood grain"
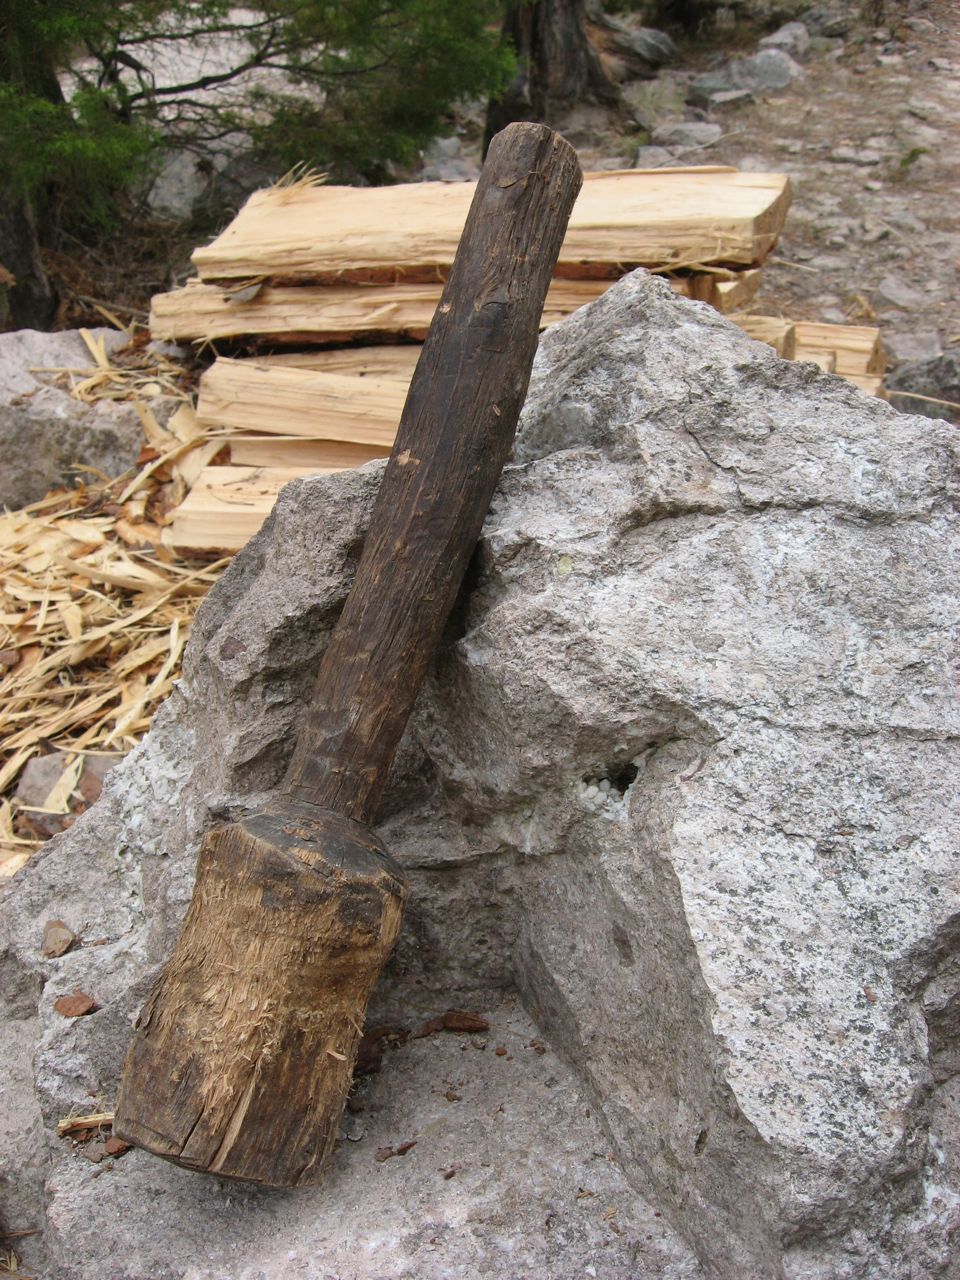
(113, 123, 582, 1187)
(283, 123, 582, 823)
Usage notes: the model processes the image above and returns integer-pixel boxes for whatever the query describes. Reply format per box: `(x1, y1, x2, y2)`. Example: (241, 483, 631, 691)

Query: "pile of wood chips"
(0, 331, 229, 876)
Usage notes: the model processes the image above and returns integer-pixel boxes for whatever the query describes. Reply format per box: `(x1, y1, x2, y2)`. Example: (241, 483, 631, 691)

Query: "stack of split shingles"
(150, 165, 883, 554)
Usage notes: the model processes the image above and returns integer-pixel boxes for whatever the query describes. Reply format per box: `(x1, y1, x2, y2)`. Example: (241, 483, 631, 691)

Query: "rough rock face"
(3, 273, 959, 1280)
(0, 328, 148, 508)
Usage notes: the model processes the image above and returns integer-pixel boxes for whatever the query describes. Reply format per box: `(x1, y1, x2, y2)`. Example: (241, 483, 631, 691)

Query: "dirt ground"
(701, 2, 959, 353)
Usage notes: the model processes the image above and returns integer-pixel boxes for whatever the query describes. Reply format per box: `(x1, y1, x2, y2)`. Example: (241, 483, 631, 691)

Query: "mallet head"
(114, 801, 406, 1186)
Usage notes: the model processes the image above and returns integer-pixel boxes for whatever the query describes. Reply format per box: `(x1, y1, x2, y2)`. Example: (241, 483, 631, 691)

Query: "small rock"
(651, 121, 722, 149)
(759, 22, 811, 61)
(103, 1136, 131, 1157)
(375, 1140, 417, 1163)
(807, 253, 847, 271)
(727, 49, 804, 94)
(76, 754, 120, 807)
(339, 1115, 366, 1143)
(622, 74, 687, 129)
(16, 753, 71, 809)
(906, 99, 935, 119)
(875, 275, 927, 310)
(861, 221, 892, 244)
(418, 135, 478, 183)
(16, 751, 119, 840)
(828, 148, 883, 166)
(428, 135, 460, 160)
(53, 990, 98, 1018)
(82, 1141, 107, 1164)
(901, 123, 942, 149)
(41, 920, 75, 959)
(706, 88, 754, 109)
(801, 6, 851, 38)
(808, 35, 844, 54)
(887, 351, 960, 421)
(687, 71, 733, 110)
(617, 26, 675, 68)
(633, 145, 680, 169)
(884, 332, 943, 364)
(0, 329, 159, 509)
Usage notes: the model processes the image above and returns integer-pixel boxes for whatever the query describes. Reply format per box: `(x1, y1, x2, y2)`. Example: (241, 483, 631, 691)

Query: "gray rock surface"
(0, 328, 152, 508)
(759, 21, 811, 61)
(634, 144, 681, 168)
(3, 273, 959, 1279)
(690, 49, 802, 106)
(728, 48, 804, 92)
(651, 121, 723, 149)
(875, 273, 929, 311)
(623, 73, 688, 130)
(419, 136, 480, 184)
(885, 331, 943, 365)
(802, 5, 852, 38)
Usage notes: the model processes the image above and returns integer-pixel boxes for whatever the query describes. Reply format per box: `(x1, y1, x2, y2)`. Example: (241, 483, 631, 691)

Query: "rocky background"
(3, 274, 959, 1279)
(418, 0, 960, 424)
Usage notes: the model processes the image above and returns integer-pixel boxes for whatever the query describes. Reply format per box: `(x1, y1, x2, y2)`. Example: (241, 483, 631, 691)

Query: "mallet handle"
(283, 123, 582, 823)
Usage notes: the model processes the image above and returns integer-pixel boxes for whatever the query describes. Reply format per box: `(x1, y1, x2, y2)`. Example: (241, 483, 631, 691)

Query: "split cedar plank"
(710, 270, 762, 312)
(196, 360, 407, 444)
(844, 374, 887, 398)
(793, 321, 885, 376)
(255, 346, 422, 378)
(191, 168, 791, 282)
(800, 350, 837, 374)
(151, 279, 606, 344)
(169, 465, 321, 552)
(151, 268, 761, 345)
(229, 437, 389, 468)
(730, 314, 797, 359)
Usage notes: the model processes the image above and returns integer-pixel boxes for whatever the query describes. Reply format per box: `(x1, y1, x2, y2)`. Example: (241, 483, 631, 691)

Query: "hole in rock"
(608, 761, 639, 795)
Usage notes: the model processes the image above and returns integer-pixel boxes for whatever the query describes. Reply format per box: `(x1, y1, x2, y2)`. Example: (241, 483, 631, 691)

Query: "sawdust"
(0, 330, 229, 875)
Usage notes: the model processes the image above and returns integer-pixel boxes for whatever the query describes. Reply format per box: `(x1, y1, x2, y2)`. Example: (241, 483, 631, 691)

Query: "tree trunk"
(0, 188, 57, 331)
(484, 0, 674, 153)
(484, 0, 620, 151)
(0, 11, 64, 329)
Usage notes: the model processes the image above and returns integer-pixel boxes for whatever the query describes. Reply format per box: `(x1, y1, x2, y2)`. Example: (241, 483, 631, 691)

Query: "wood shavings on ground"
(0, 331, 229, 877)
(30, 325, 192, 407)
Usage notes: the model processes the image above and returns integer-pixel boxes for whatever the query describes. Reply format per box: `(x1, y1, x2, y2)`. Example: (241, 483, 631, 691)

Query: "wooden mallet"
(113, 122, 582, 1187)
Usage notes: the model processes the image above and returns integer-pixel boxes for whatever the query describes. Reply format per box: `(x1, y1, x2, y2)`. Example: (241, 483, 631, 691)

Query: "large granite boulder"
(2, 273, 958, 1279)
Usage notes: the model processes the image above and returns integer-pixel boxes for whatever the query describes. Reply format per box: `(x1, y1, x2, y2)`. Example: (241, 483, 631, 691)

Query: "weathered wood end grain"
(114, 804, 406, 1185)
